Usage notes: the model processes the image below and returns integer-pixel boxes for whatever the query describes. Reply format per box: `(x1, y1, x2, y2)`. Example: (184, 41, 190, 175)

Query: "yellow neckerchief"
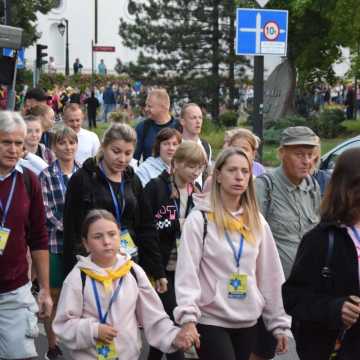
(81, 259, 132, 293)
(207, 212, 254, 243)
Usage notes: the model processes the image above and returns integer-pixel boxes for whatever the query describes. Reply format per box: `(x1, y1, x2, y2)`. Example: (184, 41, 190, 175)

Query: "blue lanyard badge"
(99, 163, 125, 225)
(224, 231, 244, 270)
(351, 226, 360, 244)
(91, 277, 123, 323)
(0, 172, 17, 227)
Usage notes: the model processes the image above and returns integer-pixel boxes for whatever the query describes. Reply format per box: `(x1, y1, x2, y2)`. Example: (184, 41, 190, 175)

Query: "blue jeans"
(103, 104, 116, 122)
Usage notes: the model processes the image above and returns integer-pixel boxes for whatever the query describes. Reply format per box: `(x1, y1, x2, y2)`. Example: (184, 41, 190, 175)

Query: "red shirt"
(0, 168, 48, 293)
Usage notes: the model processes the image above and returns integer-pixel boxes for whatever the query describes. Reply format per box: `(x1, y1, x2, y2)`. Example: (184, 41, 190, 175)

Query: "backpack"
(200, 138, 211, 162)
(257, 172, 318, 219)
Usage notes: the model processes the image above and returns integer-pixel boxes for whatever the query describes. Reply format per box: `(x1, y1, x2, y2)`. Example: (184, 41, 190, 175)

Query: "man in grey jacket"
(251, 126, 321, 360)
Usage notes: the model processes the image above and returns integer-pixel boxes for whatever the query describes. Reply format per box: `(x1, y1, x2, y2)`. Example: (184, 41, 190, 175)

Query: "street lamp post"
(57, 18, 69, 76)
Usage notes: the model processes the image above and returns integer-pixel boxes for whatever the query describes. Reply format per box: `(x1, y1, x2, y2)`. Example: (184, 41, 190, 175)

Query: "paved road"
(35, 325, 299, 360)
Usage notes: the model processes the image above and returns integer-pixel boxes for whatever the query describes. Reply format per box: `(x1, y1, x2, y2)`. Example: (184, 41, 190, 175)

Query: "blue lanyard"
(351, 226, 360, 244)
(91, 277, 123, 324)
(0, 172, 17, 227)
(224, 231, 244, 269)
(56, 160, 78, 195)
(99, 163, 125, 225)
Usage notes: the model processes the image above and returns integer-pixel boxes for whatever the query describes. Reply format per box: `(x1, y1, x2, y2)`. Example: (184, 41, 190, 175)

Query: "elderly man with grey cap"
(250, 126, 321, 360)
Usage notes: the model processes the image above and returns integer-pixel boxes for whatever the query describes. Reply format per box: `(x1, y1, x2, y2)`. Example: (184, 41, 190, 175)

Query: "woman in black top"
(143, 141, 207, 360)
(63, 123, 158, 274)
(282, 148, 360, 360)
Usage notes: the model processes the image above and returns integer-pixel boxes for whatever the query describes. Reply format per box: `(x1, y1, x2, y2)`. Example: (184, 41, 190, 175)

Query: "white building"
(27, 0, 138, 73)
(27, 1, 350, 79)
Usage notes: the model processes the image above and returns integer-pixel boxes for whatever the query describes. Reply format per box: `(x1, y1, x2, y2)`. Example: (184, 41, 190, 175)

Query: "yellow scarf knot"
(207, 212, 254, 243)
(81, 259, 132, 293)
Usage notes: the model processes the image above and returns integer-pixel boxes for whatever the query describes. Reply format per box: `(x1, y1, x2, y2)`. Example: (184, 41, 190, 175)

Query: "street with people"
(1, 1, 360, 360)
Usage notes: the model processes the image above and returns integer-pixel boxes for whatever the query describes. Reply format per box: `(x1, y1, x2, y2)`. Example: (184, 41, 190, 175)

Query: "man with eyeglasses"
(251, 126, 321, 360)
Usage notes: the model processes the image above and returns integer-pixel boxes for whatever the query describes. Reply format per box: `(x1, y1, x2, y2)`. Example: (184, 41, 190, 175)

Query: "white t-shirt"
(76, 128, 100, 165)
(20, 152, 48, 175)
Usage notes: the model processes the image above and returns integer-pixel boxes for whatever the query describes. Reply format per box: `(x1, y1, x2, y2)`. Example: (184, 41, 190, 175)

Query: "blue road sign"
(3, 47, 25, 68)
(235, 8, 288, 56)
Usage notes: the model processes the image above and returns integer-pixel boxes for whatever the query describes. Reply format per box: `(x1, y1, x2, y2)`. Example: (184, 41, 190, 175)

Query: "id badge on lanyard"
(92, 277, 123, 360)
(0, 172, 17, 255)
(120, 229, 137, 257)
(225, 232, 248, 299)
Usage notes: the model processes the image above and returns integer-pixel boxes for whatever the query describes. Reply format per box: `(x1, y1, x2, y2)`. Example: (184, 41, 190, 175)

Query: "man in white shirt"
(180, 103, 212, 188)
(63, 103, 100, 165)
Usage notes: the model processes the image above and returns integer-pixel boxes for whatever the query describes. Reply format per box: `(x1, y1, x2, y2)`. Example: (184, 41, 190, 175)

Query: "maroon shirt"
(0, 168, 48, 293)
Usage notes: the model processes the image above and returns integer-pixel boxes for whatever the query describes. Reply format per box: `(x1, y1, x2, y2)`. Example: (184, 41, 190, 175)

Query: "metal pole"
(4, 0, 10, 25)
(7, 50, 17, 110)
(253, 55, 264, 160)
(91, 40, 95, 90)
(65, 19, 69, 76)
(95, 0, 98, 44)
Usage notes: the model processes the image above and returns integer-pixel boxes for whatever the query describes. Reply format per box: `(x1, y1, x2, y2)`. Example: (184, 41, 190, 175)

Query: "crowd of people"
(0, 85, 359, 360)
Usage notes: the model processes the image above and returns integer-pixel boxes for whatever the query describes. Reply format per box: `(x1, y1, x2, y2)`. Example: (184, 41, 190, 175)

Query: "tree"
(119, 0, 251, 121)
(0, 0, 56, 46)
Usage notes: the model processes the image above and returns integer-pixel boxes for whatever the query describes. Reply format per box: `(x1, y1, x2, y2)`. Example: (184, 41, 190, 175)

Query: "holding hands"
(173, 322, 200, 351)
(275, 334, 288, 354)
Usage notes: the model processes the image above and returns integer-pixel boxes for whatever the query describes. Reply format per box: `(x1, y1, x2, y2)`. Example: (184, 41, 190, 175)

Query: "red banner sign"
(93, 46, 116, 52)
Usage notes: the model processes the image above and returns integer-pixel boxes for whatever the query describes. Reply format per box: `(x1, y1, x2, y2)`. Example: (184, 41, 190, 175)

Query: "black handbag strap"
(321, 230, 334, 278)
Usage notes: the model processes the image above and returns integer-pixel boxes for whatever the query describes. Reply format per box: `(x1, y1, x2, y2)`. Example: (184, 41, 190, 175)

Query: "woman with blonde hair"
(174, 147, 290, 360)
(63, 123, 158, 275)
(143, 141, 207, 360)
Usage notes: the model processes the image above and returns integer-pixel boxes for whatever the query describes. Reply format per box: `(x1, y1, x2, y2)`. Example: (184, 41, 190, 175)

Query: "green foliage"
(264, 109, 346, 144)
(38, 73, 130, 91)
(219, 111, 238, 127)
(0, 0, 56, 46)
(341, 119, 360, 134)
(119, 0, 251, 121)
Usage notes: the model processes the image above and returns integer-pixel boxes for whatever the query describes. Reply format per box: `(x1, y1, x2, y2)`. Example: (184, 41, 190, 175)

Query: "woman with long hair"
(63, 123, 158, 275)
(39, 126, 79, 359)
(143, 141, 207, 360)
(283, 147, 360, 360)
(174, 147, 290, 360)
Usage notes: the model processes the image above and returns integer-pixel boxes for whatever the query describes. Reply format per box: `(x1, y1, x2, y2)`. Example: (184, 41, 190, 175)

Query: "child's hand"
(98, 324, 118, 344)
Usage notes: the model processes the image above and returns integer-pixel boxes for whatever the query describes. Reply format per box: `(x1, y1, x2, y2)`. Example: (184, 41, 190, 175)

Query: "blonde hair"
(210, 148, 261, 239)
(228, 128, 260, 151)
(147, 88, 170, 110)
(169, 141, 207, 199)
(96, 123, 137, 162)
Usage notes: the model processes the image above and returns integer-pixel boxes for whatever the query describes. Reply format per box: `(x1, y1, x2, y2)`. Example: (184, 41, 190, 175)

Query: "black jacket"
(282, 223, 360, 360)
(142, 170, 196, 279)
(63, 157, 158, 274)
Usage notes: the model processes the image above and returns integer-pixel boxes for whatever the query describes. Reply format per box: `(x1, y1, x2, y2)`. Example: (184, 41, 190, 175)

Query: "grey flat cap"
(280, 126, 318, 146)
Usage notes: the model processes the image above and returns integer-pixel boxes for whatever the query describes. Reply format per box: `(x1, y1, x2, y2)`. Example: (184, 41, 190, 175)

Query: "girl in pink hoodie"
(53, 209, 194, 360)
(174, 148, 291, 360)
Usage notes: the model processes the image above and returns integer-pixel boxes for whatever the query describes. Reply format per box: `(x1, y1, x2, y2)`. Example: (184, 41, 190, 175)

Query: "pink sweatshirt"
(174, 194, 291, 336)
(53, 254, 180, 360)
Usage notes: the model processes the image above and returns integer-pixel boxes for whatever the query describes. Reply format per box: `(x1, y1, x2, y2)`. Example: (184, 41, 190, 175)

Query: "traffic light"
(36, 44, 48, 69)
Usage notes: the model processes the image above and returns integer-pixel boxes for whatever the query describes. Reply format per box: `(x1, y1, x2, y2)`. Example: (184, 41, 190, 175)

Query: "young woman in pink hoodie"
(174, 147, 291, 360)
(53, 209, 195, 360)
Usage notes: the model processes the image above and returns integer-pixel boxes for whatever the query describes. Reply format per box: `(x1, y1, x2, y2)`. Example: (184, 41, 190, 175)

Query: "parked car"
(320, 135, 360, 171)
